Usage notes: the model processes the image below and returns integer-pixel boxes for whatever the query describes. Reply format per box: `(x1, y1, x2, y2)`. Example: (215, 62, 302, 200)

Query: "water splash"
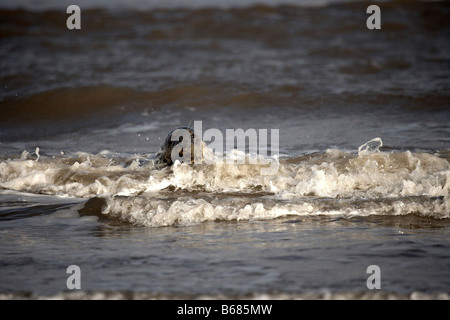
(358, 137, 383, 156)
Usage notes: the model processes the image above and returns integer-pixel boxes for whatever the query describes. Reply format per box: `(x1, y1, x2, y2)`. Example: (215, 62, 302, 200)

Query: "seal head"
(155, 127, 202, 167)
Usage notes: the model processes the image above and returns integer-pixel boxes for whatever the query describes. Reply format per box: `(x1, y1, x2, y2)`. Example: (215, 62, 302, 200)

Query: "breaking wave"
(1, 138, 449, 227)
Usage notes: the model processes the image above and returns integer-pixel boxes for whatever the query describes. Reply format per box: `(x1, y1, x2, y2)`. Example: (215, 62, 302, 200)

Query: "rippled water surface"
(0, 0, 449, 299)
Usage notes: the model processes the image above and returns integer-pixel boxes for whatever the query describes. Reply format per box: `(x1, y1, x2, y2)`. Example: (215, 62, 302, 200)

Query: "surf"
(1, 137, 449, 227)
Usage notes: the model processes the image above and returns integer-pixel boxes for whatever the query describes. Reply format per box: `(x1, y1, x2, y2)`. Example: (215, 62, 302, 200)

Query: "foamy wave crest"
(97, 194, 449, 227)
(2, 148, 448, 198)
(1, 143, 449, 226)
(289, 149, 449, 199)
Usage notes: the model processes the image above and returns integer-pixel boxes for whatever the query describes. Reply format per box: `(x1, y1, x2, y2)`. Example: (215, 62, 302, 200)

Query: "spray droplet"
(358, 138, 382, 156)
(35, 147, 40, 161)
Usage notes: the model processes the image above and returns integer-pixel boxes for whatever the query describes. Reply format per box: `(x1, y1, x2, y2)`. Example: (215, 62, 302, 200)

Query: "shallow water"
(0, 0, 449, 299)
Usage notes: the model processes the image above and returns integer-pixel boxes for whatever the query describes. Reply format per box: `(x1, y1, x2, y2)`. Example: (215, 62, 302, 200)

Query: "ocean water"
(0, 0, 449, 300)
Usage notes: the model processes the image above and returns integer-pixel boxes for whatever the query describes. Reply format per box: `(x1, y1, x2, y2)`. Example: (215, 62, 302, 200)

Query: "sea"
(0, 0, 449, 300)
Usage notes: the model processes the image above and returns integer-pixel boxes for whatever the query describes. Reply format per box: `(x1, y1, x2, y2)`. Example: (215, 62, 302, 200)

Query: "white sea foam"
(1, 140, 449, 226)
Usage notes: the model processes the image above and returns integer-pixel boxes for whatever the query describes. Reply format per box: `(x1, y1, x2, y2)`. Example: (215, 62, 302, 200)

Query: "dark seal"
(155, 127, 202, 167)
